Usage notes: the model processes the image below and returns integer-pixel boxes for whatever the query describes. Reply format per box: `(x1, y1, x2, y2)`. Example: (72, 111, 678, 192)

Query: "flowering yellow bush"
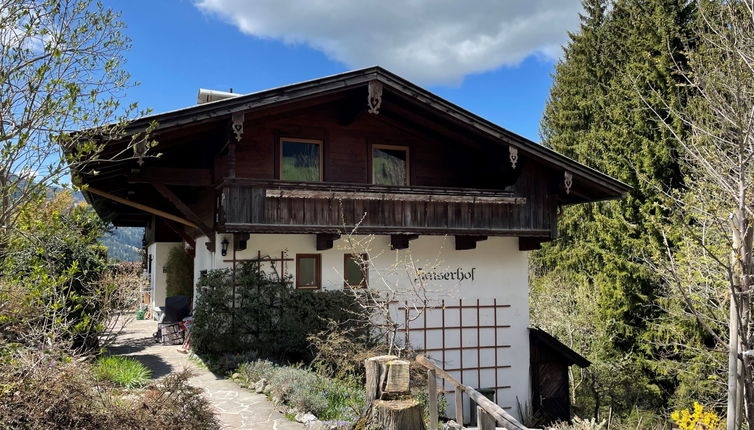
(671, 402, 721, 430)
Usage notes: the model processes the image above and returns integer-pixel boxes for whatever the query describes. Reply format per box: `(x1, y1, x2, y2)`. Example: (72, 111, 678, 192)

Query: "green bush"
(192, 263, 370, 361)
(268, 366, 320, 403)
(288, 383, 329, 417)
(94, 356, 152, 388)
(1, 193, 112, 352)
(235, 359, 276, 387)
(316, 375, 365, 421)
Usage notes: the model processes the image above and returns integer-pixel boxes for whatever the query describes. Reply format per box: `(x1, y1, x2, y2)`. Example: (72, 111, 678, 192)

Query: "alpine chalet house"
(74, 67, 628, 422)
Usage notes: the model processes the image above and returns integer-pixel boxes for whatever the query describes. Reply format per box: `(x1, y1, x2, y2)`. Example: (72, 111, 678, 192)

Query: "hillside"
(71, 191, 144, 262)
(101, 227, 143, 262)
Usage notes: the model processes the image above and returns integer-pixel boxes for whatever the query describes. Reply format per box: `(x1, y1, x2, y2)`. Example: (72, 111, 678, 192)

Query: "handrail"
(416, 355, 531, 430)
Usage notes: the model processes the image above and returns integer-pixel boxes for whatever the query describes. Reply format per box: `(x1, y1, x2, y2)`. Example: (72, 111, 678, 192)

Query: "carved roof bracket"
(564, 171, 573, 195)
(231, 112, 244, 142)
(509, 145, 518, 169)
(367, 80, 383, 115)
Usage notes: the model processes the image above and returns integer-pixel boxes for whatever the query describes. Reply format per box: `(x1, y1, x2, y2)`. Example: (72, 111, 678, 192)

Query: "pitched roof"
(116, 66, 630, 200)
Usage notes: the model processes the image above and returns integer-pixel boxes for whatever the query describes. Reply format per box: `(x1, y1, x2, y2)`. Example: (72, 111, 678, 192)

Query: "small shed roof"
(529, 327, 591, 368)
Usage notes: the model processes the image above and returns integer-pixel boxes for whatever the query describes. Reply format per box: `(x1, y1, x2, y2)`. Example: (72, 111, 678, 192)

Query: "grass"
(94, 355, 152, 388)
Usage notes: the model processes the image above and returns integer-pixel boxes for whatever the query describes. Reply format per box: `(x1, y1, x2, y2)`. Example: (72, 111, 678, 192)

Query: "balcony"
(219, 179, 553, 237)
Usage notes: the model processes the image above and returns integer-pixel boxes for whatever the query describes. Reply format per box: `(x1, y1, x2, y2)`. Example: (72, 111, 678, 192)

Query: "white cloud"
(194, 0, 582, 85)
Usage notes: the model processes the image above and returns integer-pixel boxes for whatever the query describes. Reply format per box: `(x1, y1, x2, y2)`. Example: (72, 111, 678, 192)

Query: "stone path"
(110, 319, 304, 430)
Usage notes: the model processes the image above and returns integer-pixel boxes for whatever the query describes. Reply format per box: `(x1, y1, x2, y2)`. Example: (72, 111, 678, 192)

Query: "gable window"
(372, 144, 409, 186)
(296, 254, 321, 289)
(344, 254, 368, 288)
(281, 138, 322, 182)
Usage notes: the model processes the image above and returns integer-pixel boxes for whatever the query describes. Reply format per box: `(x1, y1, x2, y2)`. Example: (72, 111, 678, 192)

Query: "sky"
(110, 0, 583, 142)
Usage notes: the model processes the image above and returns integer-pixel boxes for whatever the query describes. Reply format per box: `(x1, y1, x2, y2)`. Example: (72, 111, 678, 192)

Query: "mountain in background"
(72, 191, 144, 262)
(101, 227, 144, 262)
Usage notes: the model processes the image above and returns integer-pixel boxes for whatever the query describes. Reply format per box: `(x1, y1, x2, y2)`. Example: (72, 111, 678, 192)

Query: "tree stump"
(369, 399, 426, 430)
(364, 355, 398, 405)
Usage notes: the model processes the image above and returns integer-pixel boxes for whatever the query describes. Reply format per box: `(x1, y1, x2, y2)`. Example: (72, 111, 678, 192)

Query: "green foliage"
(165, 245, 194, 299)
(0, 192, 111, 352)
(93, 356, 152, 388)
(0, 0, 156, 237)
(532, 0, 701, 418)
(192, 262, 369, 362)
(234, 360, 364, 422)
(235, 360, 277, 387)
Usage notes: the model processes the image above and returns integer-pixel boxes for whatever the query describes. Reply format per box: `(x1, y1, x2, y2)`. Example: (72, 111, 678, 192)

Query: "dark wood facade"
(73, 67, 629, 248)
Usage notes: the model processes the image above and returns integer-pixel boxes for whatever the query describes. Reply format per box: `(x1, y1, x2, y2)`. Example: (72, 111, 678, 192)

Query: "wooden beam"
(153, 183, 215, 240)
(234, 232, 250, 251)
(390, 234, 418, 250)
(455, 235, 487, 251)
(86, 187, 197, 229)
(519, 237, 547, 251)
(164, 221, 196, 249)
(127, 167, 212, 186)
(316, 233, 340, 250)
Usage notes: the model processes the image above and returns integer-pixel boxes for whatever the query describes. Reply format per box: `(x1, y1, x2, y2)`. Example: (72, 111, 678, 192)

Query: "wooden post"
(455, 386, 464, 425)
(477, 406, 496, 430)
(428, 369, 438, 430)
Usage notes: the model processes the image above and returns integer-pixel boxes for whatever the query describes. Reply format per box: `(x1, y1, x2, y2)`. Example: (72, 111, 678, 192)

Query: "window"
(280, 138, 322, 181)
(372, 144, 409, 186)
(296, 254, 321, 289)
(344, 254, 368, 288)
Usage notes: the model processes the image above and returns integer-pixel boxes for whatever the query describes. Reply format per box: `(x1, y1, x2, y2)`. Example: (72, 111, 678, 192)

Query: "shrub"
(94, 356, 152, 388)
(316, 375, 365, 421)
(671, 402, 722, 430)
(0, 349, 219, 429)
(192, 263, 370, 362)
(235, 359, 277, 387)
(547, 417, 607, 430)
(288, 384, 329, 416)
(268, 366, 320, 403)
(0, 193, 135, 354)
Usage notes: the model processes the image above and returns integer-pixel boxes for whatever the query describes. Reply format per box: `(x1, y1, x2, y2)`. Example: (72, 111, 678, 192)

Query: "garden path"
(110, 319, 304, 430)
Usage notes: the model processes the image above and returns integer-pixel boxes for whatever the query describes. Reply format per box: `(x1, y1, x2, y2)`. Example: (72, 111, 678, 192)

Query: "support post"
(477, 407, 496, 430)
(428, 369, 438, 430)
(455, 386, 464, 425)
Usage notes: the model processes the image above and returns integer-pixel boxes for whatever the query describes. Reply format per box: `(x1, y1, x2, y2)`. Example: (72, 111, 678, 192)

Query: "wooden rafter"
(86, 187, 197, 229)
(152, 183, 214, 240)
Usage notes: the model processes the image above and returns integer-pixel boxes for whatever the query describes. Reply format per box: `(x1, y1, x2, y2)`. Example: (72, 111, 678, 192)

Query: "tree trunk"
(728, 290, 739, 430)
(368, 400, 426, 430)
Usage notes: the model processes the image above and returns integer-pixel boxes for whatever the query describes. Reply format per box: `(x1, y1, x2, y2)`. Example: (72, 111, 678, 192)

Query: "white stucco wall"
(193, 233, 531, 420)
(147, 242, 182, 313)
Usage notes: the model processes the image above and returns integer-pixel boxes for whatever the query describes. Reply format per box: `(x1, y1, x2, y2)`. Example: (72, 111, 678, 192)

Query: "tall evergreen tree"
(531, 0, 696, 419)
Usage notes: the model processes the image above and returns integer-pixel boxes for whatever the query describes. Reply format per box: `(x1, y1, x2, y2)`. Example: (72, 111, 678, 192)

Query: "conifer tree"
(531, 0, 697, 418)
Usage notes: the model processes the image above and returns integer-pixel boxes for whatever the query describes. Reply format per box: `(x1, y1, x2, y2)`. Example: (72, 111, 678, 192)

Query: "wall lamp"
(221, 237, 229, 257)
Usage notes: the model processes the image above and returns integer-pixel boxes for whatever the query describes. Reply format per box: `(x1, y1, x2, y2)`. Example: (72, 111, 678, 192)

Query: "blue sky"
(111, 1, 582, 142)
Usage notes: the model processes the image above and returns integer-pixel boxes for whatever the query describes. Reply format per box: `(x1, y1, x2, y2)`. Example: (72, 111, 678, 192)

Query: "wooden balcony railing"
(416, 355, 534, 430)
(220, 179, 553, 236)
